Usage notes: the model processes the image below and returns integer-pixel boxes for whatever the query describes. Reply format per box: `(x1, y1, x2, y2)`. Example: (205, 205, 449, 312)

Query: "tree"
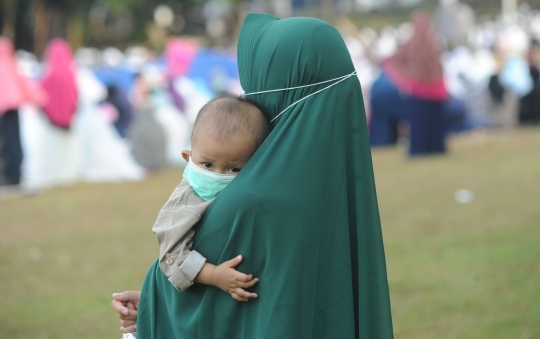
(1, 0, 223, 54)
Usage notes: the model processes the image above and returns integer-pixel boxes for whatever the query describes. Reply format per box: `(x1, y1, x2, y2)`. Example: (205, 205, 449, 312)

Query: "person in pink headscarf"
(0, 37, 47, 186)
(166, 38, 197, 79)
(383, 11, 448, 102)
(165, 38, 197, 112)
(0, 38, 46, 114)
(41, 38, 78, 129)
(370, 11, 449, 156)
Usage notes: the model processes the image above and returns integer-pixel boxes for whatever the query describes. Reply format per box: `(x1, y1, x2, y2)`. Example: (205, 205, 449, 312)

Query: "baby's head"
(182, 94, 269, 175)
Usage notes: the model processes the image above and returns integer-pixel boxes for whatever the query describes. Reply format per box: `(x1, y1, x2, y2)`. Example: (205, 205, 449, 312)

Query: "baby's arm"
(195, 255, 259, 302)
(153, 180, 213, 291)
(153, 180, 259, 300)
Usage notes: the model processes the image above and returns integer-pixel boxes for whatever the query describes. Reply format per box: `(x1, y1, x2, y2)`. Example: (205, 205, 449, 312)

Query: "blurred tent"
(93, 67, 137, 97)
(187, 48, 239, 94)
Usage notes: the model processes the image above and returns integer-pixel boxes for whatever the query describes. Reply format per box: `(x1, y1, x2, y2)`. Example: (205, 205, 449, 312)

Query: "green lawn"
(1, 128, 539, 338)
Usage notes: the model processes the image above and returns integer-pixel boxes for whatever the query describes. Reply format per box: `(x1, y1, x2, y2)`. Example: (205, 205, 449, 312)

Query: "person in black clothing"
(106, 85, 133, 138)
(519, 40, 540, 125)
(0, 110, 23, 185)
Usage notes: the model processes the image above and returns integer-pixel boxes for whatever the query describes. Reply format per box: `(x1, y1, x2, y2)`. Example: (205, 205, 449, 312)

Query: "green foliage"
(85, 0, 239, 13)
(99, 0, 135, 12)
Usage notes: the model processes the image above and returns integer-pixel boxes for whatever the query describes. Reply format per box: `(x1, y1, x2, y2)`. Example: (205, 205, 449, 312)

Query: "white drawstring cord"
(243, 71, 358, 123)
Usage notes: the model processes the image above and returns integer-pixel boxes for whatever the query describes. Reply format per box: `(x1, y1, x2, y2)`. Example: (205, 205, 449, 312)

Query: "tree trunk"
(14, 0, 35, 51)
(320, 0, 334, 20)
(33, 5, 50, 57)
(2, 0, 17, 40)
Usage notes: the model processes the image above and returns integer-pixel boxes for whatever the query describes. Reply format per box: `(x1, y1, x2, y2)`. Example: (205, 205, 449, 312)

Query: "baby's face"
(183, 131, 257, 175)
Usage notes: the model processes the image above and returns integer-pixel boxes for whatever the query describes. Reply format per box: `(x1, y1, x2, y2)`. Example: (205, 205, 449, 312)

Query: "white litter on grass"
(28, 247, 43, 261)
(454, 189, 474, 204)
(57, 253, 71, 266)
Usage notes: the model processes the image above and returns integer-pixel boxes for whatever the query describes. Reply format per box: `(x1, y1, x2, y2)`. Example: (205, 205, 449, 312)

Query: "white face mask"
(243, 71, 357, 123)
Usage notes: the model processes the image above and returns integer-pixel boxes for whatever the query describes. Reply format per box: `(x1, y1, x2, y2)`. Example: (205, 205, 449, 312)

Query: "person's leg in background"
(406, 97, 446, 156)
(0, 110, 23, 186)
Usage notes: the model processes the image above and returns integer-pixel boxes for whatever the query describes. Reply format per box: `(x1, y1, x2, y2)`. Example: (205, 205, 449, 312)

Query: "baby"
(153, 94, 269, 302)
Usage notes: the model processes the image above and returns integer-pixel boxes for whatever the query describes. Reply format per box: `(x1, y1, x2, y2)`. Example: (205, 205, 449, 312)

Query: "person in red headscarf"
(0, 37, 47, 186)
(370, 11, 449, 156)
(40, 38, 78, 129)
(383, 12, 448, 102)
(386, 11, 449, 156)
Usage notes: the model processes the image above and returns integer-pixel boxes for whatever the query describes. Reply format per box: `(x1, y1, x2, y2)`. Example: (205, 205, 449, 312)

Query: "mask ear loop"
(242, 71, 357, 123)
(244, 71, 357, 96)
(270, 71, 357, 123)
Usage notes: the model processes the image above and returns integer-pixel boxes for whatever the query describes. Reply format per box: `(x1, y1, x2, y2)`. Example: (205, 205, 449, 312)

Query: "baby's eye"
(229, 168, 241, 173)
(202, 162, 213, 169)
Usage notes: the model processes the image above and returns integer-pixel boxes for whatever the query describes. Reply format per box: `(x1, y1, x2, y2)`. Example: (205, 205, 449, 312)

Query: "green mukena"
(138, 13, 394, 339)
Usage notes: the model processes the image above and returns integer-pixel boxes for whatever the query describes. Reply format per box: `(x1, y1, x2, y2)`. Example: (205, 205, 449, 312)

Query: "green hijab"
(138, 13, 393, 338)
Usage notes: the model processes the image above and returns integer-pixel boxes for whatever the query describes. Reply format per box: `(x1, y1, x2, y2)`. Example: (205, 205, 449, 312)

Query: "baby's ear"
(181, 150, 192, 163)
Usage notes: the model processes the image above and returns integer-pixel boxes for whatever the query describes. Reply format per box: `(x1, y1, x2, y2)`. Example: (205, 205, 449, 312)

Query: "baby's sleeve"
(152, 179, 212, 291)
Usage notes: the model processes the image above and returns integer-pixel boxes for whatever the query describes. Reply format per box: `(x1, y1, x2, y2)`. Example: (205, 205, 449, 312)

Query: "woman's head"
(44, 38, 74, 71)
(41, 38, 78, 129)
(165, 38, 197, 79)
(381, 10, 448, 100)
(238, 14, 355, 122)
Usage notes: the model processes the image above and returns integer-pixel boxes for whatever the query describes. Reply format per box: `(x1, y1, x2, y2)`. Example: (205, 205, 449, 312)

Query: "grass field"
(1, 128, 539, 338)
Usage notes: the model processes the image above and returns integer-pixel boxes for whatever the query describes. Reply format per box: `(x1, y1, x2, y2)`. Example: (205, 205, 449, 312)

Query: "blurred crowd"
(344, 1, 540, 155)
(0, 36, 240, 192)
(1, 1, 540, 193)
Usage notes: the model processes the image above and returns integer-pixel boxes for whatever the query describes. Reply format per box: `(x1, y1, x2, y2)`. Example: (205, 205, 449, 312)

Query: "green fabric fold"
(138, 13, 393, 338)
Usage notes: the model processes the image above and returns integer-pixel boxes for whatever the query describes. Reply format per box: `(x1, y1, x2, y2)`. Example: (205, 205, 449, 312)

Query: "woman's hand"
(111, 291, 140, 333)
(195, 255, 259, 302)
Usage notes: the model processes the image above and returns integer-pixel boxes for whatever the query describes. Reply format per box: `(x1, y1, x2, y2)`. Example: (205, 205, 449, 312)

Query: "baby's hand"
(212, 255, 259, 302)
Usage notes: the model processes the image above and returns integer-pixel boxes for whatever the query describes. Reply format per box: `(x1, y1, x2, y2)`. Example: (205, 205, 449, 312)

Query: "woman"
(20, 100, 82, 189)
(113, 13, 393, 338)
(378, 11, 449, 156)
(0, 38, 46, 186)
(23, 38, 81, 189)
